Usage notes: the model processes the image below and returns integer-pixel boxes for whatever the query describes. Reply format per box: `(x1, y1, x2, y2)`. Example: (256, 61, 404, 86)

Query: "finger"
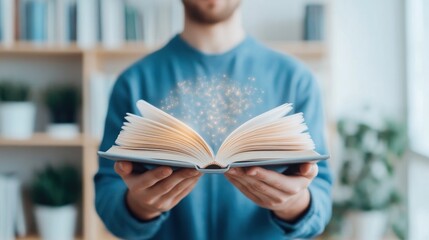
(169, 175, 201, 204)
(146, 175, 200, 212)
(117, 165, 173, 190)
(226, 168, 278, 203)
(228, 170, 287, 204)
(147, 169, 201, 196)
(114, 161, 133, 176)
(245, 166, 314, 194)
(299, 163, 319, 179)
(225, 174, 264, 204)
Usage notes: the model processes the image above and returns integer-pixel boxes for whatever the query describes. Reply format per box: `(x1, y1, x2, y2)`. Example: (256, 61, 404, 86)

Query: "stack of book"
(0, 173, 26, 240)
(0, 0, 183, 48)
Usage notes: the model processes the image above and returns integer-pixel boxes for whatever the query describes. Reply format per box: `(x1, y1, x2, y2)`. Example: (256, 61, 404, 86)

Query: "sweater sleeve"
(269, 69, 333, 238)
(94, 73, 169, 239)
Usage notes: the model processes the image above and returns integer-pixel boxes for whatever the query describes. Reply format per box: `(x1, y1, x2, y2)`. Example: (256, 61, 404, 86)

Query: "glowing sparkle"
(160, 75, 265, 150)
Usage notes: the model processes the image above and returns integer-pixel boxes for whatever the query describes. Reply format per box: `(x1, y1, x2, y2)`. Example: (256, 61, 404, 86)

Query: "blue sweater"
(95, 35, 332, 240)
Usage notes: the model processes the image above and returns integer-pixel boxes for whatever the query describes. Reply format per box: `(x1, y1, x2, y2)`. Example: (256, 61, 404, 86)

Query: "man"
(95, 0, 332, 239)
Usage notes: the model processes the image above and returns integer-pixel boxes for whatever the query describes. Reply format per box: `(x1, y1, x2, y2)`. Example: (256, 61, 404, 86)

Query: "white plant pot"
(47, 123, 79, 139)
(0, 102, 36, 139)
(35, 205, 77, 240)
(344, 210, 388, 240)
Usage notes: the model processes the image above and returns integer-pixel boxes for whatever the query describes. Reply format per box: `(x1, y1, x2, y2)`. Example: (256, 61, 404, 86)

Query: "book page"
(217, 103, 293, 156)
(136, 100, 214, 157)
(116, 114, 210, 166)
(112, 100, 216, 167)
(215, 104, 316, 166)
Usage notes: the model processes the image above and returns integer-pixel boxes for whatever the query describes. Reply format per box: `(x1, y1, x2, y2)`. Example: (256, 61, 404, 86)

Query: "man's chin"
(183, 0, 241, 25)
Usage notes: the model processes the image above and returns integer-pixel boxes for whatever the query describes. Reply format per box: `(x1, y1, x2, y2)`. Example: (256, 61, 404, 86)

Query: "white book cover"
(77, 0, 97, 48)
(101, 0, 124, 48)
(0, 175, 14, 240)
(7, 176, 18, 240)
(90, 73, 116, 139)
(1, 0, 15, 46)
(14, 179, 26, 237)
(56, 0, 66, 44)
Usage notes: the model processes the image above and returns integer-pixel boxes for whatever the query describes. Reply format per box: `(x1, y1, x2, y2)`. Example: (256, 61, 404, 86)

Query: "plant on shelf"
(335, 116, 407, 240)
(0, 81, 35, 139)
(31, 164, 81, 240)
(43, 85, 80, 139)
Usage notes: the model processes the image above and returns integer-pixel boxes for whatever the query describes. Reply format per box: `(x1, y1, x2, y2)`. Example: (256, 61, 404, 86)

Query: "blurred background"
(0, 0, 427, 239)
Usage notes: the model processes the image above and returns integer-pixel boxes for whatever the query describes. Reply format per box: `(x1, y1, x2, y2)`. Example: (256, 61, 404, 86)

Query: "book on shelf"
(0, 173, 26, 239)
(304, 4, 325, 41)
(0, 0, 15, 46)
(99, 100, 329, 174)
(77, 0, 97, 48)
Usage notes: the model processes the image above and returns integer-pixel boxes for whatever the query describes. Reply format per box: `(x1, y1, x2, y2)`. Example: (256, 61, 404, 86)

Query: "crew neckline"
(170, 34, 253, 59)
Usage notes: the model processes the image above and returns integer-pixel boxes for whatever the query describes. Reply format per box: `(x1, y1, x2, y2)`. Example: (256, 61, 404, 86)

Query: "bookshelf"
(0, 1, 332, 239)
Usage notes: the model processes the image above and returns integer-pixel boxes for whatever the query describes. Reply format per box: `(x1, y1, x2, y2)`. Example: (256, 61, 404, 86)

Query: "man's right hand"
(114, 161, 202, 220)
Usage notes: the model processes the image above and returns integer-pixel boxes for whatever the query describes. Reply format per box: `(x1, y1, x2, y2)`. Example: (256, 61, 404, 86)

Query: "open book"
(98, 100, 329, 173)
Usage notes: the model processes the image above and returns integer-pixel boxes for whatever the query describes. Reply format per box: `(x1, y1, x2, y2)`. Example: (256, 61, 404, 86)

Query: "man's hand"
(225, 163, 318, 222)
(114, 162, 202, 221)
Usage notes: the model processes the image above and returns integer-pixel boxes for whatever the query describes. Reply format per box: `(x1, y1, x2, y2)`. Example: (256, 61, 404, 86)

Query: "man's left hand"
(225, 163, 318, 222)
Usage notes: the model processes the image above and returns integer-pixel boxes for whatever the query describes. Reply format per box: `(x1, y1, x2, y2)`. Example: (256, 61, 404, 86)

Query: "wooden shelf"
(267, 41, 327, 58)
(0, 133, 97, 147)
(0, 41, 326, 58)
(17, 235, 82, 240)
(0, 42, 82, 55)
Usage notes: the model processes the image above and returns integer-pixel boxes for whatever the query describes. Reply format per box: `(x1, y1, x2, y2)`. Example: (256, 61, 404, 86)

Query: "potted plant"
(31, 165, 81, 240)
(43, 85, 80, 139)
(336, 117, 407, 240)
(0, 81, 35, 139)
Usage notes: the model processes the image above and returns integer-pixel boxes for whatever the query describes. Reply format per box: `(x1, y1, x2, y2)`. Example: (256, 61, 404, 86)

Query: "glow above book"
(98, 100, 329, 173)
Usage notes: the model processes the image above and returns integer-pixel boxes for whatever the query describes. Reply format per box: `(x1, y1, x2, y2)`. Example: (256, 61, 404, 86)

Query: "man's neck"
(180, 10, 246, 54)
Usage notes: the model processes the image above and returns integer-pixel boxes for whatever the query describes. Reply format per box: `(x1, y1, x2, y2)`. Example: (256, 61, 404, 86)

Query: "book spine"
(318, 5, 325, 41)
(304, 4, 325, 41)
(13, 176, 26, 237)
(56, 0, 66, 44)
(101, 0, 124, 48)
(1, 0, 15, 46)
(125, 5, 132, 41)
(135, 10, 143, 41)
(303, 5, 310, 41)
(0, 1, 3, 42)
(77, 0, 97, 48)
(26, 0, 47, 42)
(141, 1, 155, 46)
(67, 0, 77, 42)
(46, 0, 55, 43)
(14, 0, 20, 41)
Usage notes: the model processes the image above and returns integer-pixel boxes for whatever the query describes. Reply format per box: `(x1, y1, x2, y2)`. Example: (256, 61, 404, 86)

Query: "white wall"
(331, 0, 406, 120)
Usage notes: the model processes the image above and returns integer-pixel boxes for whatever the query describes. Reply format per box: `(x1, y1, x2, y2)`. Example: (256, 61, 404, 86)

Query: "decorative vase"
(46, 123, 79, 139)
(35, 205, 77, 240)
(344, 210, 388, 240)
(0, 102, 36, 139)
